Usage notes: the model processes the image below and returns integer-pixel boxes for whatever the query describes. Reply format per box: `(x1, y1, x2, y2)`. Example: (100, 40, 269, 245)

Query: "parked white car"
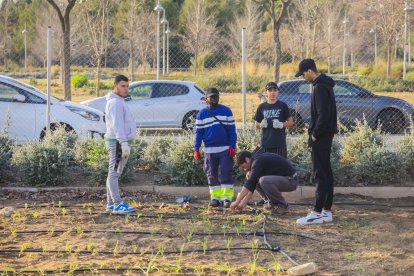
(81, 80, 207, 130)
(0, 75, 106, 143)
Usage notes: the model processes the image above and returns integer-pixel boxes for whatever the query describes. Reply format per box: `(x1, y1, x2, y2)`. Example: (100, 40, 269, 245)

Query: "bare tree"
(253, 0, 291, 82)
(182, 0, 217, 78)
(135, 10, 156, 75)
(370, 0, 404, 77)
(81, 0, 113, 97)
(227, 1, 261, 61)
(0, 0, 17, 70)
(46, 0, 77, 101)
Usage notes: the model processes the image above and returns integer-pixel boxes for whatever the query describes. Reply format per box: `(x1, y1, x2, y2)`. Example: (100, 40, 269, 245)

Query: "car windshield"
(5, 77, 63, 101)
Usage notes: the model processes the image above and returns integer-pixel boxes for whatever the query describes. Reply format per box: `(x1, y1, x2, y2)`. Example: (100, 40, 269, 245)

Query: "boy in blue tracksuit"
(194, 87, 237, 208)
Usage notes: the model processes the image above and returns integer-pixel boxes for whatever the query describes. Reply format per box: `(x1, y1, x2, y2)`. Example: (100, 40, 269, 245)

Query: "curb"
(2, 186, 414, 200)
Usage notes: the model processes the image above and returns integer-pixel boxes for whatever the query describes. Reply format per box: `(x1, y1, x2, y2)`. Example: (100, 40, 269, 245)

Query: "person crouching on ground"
(230, 150, 298, 214)
(194, 87, 237, 208)
(104, 75, 136, 214)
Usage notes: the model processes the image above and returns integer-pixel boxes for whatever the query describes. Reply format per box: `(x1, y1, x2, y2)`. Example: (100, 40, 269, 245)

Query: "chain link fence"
(1, 0, 414, 143)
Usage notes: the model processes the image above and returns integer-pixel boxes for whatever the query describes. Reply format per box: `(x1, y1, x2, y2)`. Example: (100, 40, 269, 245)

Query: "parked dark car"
(277, 79, 414, 134)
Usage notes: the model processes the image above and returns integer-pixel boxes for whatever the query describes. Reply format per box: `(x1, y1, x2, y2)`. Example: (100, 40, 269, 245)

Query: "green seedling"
(270, 254, 283, 272)
(10, 229, 17, 236)
(157, 214, 164, 221)
(42, 243, 47, 252)
(87, 207, 93, 215)
(202, 237, 208, 255)
(157, 244, 165, 256)
(193, 265, 204, 275)
(82, 203, 87, 209)
(125, 214, 130, 223)
(24, 203, 28, 209)
(132, 244, 138, 253)
(137, 212, 142, 219)
(58, 200, 62, 208)
(145, 254, 158, 275)
(48, 227, 55, 236)
(65, 241, 72, 253)
(20, 243, 29, 253)
(249, 240, 260, 275)
(113, 240, 119, 256)
(226, 237, 232, 254)
(12, 211, 21, 220)
(61, 208, 68, 216)
(175, 243, 185, 273)
(76, 226, 83, 235)
(32, 211, 39, 219)
(87, 239, 95, 252)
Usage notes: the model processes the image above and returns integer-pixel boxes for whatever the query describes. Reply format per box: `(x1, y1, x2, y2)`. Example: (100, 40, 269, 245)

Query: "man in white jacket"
(104, 75, 137, 213)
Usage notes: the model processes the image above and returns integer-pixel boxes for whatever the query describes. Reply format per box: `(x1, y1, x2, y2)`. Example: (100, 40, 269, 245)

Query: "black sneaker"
(222, 200, 231, 208)
(255, 198, 266, 206)
(209, 199, 221, 208)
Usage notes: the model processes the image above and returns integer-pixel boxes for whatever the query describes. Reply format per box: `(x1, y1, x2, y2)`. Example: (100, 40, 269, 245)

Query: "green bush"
(341, 120, 383, 164)
(353, 144, 405, 185)
(141, 136, 175, 170)
(236, 128, 261, 152)
(71, 73, 89, 88)
(163, 134, 207, 186)
(397, 122, 414, 175)
(0, 133, 14, 178)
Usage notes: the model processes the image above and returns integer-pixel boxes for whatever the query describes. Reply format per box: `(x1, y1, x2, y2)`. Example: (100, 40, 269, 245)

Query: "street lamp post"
(403, 2, 414, 80)
(342, 17, 349, 75)
(166, 25, 171, 75)
(161, 13, 168, 76)
(22, 23, 28, 70)
(154, 1, 164, 80)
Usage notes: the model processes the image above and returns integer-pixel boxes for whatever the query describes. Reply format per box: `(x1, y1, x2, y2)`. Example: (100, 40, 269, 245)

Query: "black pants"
(262, 147, 287, 159)
(310, 134, 334, 213)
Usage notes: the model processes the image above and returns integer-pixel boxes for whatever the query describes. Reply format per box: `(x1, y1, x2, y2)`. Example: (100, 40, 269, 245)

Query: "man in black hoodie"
(294, 59, 338, 225)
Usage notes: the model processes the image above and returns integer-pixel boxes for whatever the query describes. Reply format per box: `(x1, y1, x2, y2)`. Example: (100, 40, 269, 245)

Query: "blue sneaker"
(112, 201, 136, 214)
(106, 204, 114, 212)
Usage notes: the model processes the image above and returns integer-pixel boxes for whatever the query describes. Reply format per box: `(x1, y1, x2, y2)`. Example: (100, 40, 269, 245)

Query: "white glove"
(259, 119, 268, 128)
(121, 142, 131, 159)
(272, 119, 284, 129)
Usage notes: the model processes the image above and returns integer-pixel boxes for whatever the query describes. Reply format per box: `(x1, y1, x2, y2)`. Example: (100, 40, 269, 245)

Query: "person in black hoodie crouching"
(294, 59, 338, 225)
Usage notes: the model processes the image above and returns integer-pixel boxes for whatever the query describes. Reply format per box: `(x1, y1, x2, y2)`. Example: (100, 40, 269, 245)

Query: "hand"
(259, 118, 268, 128)
(193, 150, 201, 160)
(272, 119, 284, 129)
(230, 201, 240, 210)
(228, 147, 236, 157)
(311, 135, 316, 142)
(121, 142, 130, 159)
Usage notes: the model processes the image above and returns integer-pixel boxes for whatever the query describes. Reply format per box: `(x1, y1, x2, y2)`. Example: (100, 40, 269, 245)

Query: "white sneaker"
(296, 211, 324, 225)
(322, 210, 333, 222)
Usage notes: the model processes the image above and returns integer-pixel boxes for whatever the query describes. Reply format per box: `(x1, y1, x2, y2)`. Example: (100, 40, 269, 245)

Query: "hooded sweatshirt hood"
(312, 73, 335, 88)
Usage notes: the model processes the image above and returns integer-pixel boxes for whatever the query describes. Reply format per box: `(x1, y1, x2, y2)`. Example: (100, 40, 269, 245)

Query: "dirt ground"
(0, 191, 413, 275)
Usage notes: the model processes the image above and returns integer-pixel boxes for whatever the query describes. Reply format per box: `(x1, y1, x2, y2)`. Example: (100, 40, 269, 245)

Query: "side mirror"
(13, 94, 26, 102)
(124, 94, 132, 102)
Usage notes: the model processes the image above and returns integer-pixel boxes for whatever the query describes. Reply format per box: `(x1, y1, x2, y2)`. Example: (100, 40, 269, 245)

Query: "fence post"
(46, 26, 52, 135)
(242, 27, 247, 129)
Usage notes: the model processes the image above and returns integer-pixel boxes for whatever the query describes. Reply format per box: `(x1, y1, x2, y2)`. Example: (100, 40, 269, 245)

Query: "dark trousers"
(310, 134, 334, 212)
(256, 174, 298, 206)
(262, 147, 287, 159)
(203, 150, 234, 187)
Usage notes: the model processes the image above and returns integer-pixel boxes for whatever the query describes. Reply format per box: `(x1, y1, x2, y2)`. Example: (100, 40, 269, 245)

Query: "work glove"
(121, 142, 131, 159)
(272, 119, 284, 129)
(259, 118, 268, 128)
(228, 147, 236, 157)
(193, 150, 201, 160)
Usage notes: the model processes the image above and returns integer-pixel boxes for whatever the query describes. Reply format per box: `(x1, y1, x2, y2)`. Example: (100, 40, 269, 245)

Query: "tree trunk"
(273, 21, 282, 82)
(3, 6, 8, 70)
(387, 42, 392, 77)
(96, 57, 101, 97)
(62, 29, 71, 100)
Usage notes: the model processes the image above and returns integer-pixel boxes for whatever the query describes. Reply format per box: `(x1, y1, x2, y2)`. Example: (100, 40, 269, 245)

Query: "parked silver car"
(278, 79, 414, 134)
(81, 80, 207, 130)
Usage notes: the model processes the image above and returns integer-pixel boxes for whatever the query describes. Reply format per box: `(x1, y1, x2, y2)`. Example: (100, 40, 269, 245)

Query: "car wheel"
(182, 111, 198, 131)
(289, 109, 305, 135)
(40, 123, 75, 140)
(377, 109, 405, 134)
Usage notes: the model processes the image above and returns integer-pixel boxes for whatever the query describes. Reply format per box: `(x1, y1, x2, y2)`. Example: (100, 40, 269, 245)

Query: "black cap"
(206, 87, 220, 97)
(295, 58, 316, 77)
(265, 82, 279, 90)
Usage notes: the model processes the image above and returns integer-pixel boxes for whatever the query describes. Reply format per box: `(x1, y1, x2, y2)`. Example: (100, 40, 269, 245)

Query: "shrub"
(71, 73, 89, 88)
(353, 144, 405, 185)
(0, 133, 14, 178)
(340, 120, 383, 164)
(141, 136, 175, 170)
(236, 127, 261, 152)
(42, 125, 78, 161)
(163, 134, 207, 186)
(397, 121, 414, 175)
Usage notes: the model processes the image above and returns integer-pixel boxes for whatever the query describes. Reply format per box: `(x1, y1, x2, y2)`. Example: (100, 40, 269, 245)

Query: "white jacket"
(104, 92, 136, 143)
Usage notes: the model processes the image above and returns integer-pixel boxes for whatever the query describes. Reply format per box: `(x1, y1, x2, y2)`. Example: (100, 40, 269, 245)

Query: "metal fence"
(1, 0, 414, 143)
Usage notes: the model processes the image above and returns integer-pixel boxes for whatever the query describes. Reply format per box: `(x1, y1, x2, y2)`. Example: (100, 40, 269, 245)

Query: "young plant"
(113, 240, 119, 256)
(20, 243, 29, 253)
(87, 239, 95, 252)
(202, 237, 208, 255)
(137, 212, 143, 219)
(58, 200, 63, 208)
(175, 243, 185, 273)
(65, 241, 73, 254)
(42, 243, 47, 252)
(226, 237, 232, 254)
(48, 226, 55, 236)
(157, 244, 165, 256)
(76, 226, 83, 235)
(32, 211, 39, 219)
(145, 254, 158, 276)
(87, 207, 93, 215)
(24, 203, 28, 209)
(61, 208, 68, 216)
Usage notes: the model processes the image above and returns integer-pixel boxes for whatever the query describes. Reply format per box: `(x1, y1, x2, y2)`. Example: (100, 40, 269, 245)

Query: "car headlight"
(65, 106, 100, 121)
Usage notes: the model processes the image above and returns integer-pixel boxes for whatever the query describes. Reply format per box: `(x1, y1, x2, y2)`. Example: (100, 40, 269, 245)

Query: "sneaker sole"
(112, 210, 136, 214)
(296, 219, 324, 225)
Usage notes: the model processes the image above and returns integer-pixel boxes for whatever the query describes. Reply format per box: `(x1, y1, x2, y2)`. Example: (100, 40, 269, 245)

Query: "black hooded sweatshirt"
(309, 73, 338, 138)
